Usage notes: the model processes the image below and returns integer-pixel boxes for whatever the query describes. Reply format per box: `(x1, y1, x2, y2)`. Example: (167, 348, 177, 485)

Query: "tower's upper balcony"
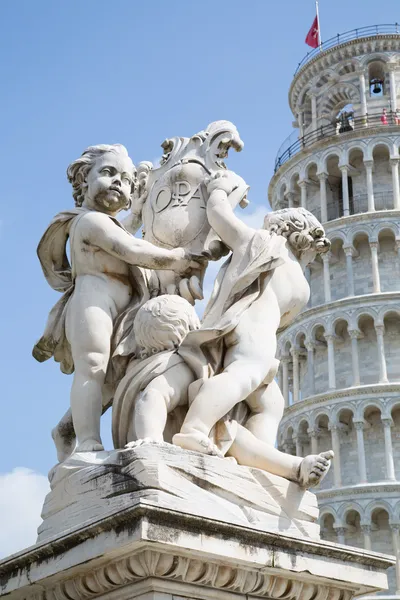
(275, 24, 400, 172)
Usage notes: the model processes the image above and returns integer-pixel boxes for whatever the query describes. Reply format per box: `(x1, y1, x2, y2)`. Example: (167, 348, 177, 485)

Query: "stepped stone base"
(0, 444, 394, 600)
(37, 443, 320, 543)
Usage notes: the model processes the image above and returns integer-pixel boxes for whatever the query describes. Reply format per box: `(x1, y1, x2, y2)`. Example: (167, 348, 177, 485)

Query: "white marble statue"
(168, 171, 334, 483)
(111, 291, 331, 488)
(33, 144, 200, 454)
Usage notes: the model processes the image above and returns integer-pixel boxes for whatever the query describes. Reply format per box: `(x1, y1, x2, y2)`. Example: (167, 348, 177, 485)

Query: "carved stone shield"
(138, 121, 249, 301)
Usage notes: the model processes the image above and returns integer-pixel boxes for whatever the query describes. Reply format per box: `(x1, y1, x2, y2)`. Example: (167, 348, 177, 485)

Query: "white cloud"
(0, 468, 49, 558)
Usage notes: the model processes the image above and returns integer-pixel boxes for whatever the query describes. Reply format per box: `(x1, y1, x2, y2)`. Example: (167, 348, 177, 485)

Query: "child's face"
(85, 152, 134, 214)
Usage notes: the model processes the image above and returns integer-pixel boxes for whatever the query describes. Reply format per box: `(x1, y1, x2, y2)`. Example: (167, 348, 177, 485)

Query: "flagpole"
(316, 0, 322, 49)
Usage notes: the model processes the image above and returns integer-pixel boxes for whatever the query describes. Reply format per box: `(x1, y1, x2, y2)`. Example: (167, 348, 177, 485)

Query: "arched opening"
(357, 315, 379, 384)
(335, 103, 354, 134)
(383, 311, 400, 381)
(315, 413, 333, 490)
(378, 229, 398, 291)
(344, 509, 363, 549)
(372, 144, 392, 210)
(304, 162, 320, 217)
(364, 405, 385, 483)
(309, 256, 324, 308)
(391, 403, 400, 480)
(347, 148, 365, 213)
(368, 61, 386, 97)
(325, 154, 343, 220)
(353, 233, 373, 296)
(330, 240, 347, 302)
(333, 319, 352, 389)
(337, 408, 356, 486)
(297, 419, 311, 457)
(289, 173, 302, 208)
(371, 508, 392, 553)
(320, 513, 337, 543)
(313, 325, 328, 394)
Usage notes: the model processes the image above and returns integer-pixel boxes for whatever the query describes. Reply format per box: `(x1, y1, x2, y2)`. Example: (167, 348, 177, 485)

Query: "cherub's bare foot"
(75, 439, 105, 453)
(172, 431, 223, 457)
(298, 450, 334, 488)
(51, 425, 76, 463)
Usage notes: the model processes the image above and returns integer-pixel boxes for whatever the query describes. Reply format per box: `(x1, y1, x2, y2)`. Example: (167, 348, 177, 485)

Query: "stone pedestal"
(0, 445, 394, 600)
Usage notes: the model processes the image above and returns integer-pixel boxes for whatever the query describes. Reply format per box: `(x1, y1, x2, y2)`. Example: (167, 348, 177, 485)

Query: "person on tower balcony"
(381, 108, 389, 125)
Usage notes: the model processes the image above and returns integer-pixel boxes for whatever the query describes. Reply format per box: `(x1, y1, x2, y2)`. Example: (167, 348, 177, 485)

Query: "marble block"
(0, 490, 393, 600)
(37, 443, 319, 543)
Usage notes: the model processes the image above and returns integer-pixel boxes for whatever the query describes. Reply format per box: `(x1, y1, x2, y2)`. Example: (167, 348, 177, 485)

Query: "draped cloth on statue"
(179, 229, 286, 384)
(32, 208, 149, 376)
(111, 229, 287, 454)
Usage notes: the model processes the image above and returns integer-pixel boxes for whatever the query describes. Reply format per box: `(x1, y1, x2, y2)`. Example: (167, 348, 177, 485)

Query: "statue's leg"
(174, 299, 280, 453)
(52, 408, 75, 463)
(66, 295, 114, 452)
(228, 425, 333, 487)
(244, 380, 284, 445)
(52, 385, 113, 462)
(133, 363, 195, 443)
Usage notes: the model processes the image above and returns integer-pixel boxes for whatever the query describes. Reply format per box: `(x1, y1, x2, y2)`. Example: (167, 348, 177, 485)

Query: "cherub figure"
(33, 144, 199, 454)
(173, 172, 333, 482)
(112, 294, 332, 488)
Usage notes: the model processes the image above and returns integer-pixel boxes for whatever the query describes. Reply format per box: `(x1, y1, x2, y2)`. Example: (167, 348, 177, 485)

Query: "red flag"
(305, 15, 320, 48)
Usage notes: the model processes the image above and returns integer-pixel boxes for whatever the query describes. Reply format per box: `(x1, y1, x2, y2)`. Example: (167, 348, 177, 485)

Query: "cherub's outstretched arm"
(82, 212, 200, 274)
(206, 174, 253, 253)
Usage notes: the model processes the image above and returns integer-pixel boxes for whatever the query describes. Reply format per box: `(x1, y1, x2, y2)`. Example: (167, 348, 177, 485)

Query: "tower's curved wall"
(270, 30, 400, 598)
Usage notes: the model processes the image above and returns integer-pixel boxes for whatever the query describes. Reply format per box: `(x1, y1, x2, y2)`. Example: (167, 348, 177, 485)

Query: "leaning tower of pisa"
(269, 25, 400, 598)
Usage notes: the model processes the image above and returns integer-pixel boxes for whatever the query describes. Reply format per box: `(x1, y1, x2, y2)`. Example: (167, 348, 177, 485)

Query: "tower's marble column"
(335, 526, 346, 545)
(299, 180, 307, 208)
(389, 64, 398, 112)
(370, 242, 381, 293)
(281, 356, 290, 408)
(361, 525, 372, 551)
(311, 94, 317, 131)
(390, 523, 400, 595)
(305, 341, 315, 396)
(364, 161, 375, 212)
(286, 191, 295, 208)
(290, 347, 300, 404)
(340, 166, 350, 216)
(382, 418, 396, 481)
(391, 158, 400, 209)
(344, 246, 355, 296)
(358, 70, 368, 120)
(293, 435, 302, 457)
(318, 172, 328, 222)
(322, 252, 331, 302)
(348, 329, 361, 386)
(375, 324, 388, 383)
(353, 420, 367, 483)
(325, 333, 336, 390)
(329, 424, 342, 487)
(308, 428, 319, 454)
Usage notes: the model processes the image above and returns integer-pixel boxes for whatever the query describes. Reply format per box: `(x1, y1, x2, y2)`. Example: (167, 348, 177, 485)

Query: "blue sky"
(1, 0, 399, 555)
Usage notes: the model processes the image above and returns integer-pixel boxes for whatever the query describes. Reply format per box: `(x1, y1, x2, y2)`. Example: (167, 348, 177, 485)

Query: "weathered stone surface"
(38, 443, 319, 543)
(0, 499, 393, 600)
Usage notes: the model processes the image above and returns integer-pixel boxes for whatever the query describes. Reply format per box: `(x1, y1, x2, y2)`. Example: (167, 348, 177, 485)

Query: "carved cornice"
(316, 482, 400, 501)
(278, 292, 400, 344)
(23, 547, 356, 600)
(280, 383, 400, 421)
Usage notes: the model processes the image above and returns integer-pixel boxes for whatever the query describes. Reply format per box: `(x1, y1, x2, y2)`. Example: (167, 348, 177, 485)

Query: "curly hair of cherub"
(66, 144, 136, 207)
(133, 295, 200, 359)
(263, 207, 330, 257)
